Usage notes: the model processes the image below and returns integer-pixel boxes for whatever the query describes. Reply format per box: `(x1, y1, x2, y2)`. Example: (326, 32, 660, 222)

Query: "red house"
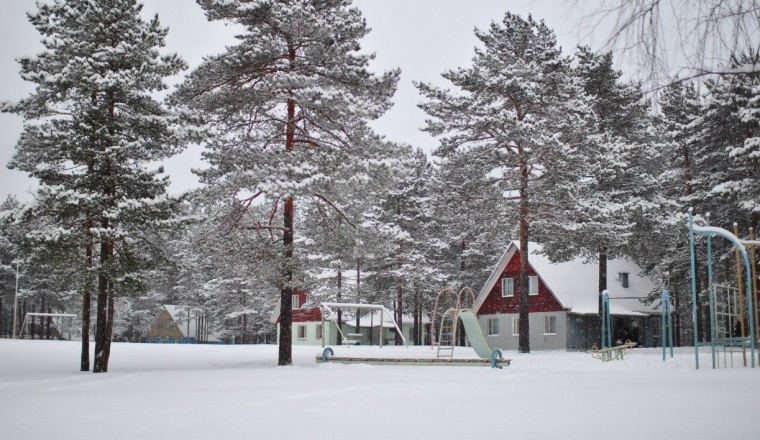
(472, 241, 660, 350)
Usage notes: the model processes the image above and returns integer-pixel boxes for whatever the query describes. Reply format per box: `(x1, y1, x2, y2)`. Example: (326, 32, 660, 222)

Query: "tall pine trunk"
(277, 61, 297, 364)
(81, 216, 93, 371)
(102, 281, 115, 370)
(518, 155, 531, 353)
(278, 196, 294, 365)
(93, 233, 110, 373)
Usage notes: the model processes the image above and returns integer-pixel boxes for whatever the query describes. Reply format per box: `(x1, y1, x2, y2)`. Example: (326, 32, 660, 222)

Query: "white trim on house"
(528, 275, 539, 295)
(501, 277, 514, 297)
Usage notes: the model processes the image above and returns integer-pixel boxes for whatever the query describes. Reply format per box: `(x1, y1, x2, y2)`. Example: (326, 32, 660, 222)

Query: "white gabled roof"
(474, 242, 657, 316)
(163, 305, 222, 342)
(164, 305, 197, 337)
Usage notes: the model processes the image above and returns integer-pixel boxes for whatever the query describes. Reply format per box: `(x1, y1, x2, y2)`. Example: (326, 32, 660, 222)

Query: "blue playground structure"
(688, 208, 756, 369)
(593, 291, 636, 361)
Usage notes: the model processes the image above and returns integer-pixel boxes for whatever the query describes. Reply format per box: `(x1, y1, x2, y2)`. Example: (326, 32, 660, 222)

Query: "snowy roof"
(473, 242, 657, 316)
(164, 305, 197, 338)
(163, 305, 222, 342)
(341, 310, 430, 328)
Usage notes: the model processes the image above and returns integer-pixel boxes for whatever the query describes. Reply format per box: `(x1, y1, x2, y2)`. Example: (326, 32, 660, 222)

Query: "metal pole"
(667, 293, 674, 358)
(688, 208, 700, 369)
(706, 214, 715, 369)
(662, 291, 674, 361)
(662, 291, 667, 361)
(602, 291, 611, 349)
(321, 306, 325, 348)
(750, 228, 760, 366)
(733, 223, 748, 366)
(12, 262, 19, 339)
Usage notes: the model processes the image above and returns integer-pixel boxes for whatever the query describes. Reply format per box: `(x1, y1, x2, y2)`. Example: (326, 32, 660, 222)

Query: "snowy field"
(1, 340, 759, 440)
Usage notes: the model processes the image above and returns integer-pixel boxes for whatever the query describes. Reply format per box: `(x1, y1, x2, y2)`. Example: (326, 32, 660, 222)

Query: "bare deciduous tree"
(569, 0, 760, 87)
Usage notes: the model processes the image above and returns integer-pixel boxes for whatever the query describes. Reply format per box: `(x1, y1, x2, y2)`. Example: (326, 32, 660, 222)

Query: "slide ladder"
(436, 308, 459, 359)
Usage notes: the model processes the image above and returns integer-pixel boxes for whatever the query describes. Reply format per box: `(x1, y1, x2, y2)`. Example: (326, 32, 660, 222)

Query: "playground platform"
(316, 354, 511, 367)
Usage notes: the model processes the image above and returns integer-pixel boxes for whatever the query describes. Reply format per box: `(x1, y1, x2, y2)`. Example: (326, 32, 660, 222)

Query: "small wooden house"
(145, 305, 222, 344)
(473, 241, 660, 351)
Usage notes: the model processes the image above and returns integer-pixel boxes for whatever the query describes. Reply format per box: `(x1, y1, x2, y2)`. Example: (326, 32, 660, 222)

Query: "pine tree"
(3, 0, 197, 372)
(647, 80, 704, 343)
(173, 0, 399, 365)
(700, 51, 760, 219)
(535, 47, 658, 317)
(418, 13, 591, 353)
(359, 147, 437, 344)
(171, 194, 282, 344)
(429, 149, 511, 291)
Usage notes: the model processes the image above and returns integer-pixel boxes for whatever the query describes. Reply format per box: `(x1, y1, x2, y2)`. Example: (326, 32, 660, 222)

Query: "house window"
(316, 324, 323, 339)
(512, 318, 520, 336)
(487, 318, 499, 336)
(619, 272, 630, 288)
(501, 277, 514, 297)
(544, 316, 557, 335)
(529, 276, 539, 295)
(297, 325, 306, 339)
(168, 322, 175, 330)
(292, 294, 300, 309)
(157, 321, 163, 330)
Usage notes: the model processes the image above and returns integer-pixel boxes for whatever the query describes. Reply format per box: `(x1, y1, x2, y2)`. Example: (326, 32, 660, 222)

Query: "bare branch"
(313, 193, 356, 228)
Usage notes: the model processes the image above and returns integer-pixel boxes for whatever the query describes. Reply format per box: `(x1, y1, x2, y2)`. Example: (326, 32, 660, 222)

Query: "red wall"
(277, 290, 323, 323)
(478, 250, 564, 314)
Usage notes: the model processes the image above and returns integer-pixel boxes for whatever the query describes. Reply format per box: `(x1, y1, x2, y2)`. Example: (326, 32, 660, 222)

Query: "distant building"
(270, 290, 429, 346)
(144, 305, 223, 344)
(474, 241, 660, 351)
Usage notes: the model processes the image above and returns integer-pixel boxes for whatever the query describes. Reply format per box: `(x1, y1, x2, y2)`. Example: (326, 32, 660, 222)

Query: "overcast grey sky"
(0, 0, 607, 203)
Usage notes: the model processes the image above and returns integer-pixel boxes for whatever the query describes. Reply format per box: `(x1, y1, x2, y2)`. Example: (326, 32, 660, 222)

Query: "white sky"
(0, 0, 612, 203)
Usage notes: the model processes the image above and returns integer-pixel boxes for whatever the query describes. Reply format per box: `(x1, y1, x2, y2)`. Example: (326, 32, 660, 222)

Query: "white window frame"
(292, 294, 300, 309)
(297, 324, 306, 340)
(315, 324, 323, 339)
(487, 318, 499, 336)
(512, 318, 520, 336)
(501, 277, 514, 297)
(529, 275, 539, 296)
(544, 316, 557, 335)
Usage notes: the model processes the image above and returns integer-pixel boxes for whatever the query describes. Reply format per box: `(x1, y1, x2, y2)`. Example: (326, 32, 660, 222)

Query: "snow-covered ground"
(1, 340, 758, 440)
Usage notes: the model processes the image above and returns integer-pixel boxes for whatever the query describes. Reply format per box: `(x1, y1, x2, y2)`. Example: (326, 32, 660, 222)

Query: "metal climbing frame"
(712, 284, 747, 368)
(688, 209, 756, 369)
(430, 287, 475, 358)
